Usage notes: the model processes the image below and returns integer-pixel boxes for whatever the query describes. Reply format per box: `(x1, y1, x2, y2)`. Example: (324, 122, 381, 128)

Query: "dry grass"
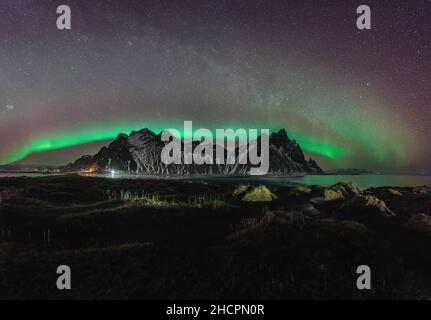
(107, 189, 228, 209)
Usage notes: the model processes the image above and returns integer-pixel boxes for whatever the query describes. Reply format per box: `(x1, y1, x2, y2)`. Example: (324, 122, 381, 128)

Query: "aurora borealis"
(0, 0, 430, 172)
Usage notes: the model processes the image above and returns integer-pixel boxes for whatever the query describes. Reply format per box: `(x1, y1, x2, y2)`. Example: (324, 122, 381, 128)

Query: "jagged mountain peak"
(272, 128, 289, 139)
(270, 129, 293, 147)
(130, 128, 156, 136)
(116, 133, 128, 140)
(127, 128, 157, 148)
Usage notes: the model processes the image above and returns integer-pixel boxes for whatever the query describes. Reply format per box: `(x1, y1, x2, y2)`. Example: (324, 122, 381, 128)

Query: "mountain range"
(64, 128, 323, 175)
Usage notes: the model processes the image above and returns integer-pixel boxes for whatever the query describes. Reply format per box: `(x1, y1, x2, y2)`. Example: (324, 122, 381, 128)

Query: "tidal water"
(281, 174, 431, 189)
(198, 174, 431, 189)
(0, 172, 63, 178)
(1, 172, 431, 190)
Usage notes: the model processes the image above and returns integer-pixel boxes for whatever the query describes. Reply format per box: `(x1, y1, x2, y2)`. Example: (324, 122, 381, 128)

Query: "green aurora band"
(1, 121, 346, 165)
(1, 114, 414, 171)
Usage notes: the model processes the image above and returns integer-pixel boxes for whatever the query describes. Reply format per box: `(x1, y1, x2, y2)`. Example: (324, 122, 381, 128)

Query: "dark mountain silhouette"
(64, 128, 323, 175)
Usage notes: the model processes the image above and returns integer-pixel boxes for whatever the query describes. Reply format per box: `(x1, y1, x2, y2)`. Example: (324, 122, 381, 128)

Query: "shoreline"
(1, 175, 431, 299)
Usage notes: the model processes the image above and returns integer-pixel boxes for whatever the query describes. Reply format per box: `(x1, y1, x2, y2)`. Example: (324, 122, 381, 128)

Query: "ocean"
(1, 172, 430, 190)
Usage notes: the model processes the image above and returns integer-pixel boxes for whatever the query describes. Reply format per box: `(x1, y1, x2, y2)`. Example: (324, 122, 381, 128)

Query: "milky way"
(0, 0, 430, 172)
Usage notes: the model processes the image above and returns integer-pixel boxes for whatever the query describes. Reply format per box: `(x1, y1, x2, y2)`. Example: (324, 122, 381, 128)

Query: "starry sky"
(0, 0, 430, 173)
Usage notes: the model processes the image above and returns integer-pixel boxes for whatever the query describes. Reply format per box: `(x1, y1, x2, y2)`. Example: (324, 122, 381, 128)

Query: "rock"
(370, 187, 404, 198)
(322, 188, 345, 201)
(413, 186, 431, 195)
(299, 203, 320, 216)
(310, 185, 324, 192)
(232, 184, 251, 198)
(287, 186, 312, 197)
(330, 182, 361, 197)
(234, 185, 278, 202)
(310, 197, 325, 205)
(405, 213, 431, 236)
(339, 194, 395, 222)
(387, 188, 403, 197)
(312, 182, 359, 202)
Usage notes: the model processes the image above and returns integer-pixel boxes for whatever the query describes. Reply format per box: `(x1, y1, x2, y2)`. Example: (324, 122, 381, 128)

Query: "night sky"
(0, 0, 430, 173)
